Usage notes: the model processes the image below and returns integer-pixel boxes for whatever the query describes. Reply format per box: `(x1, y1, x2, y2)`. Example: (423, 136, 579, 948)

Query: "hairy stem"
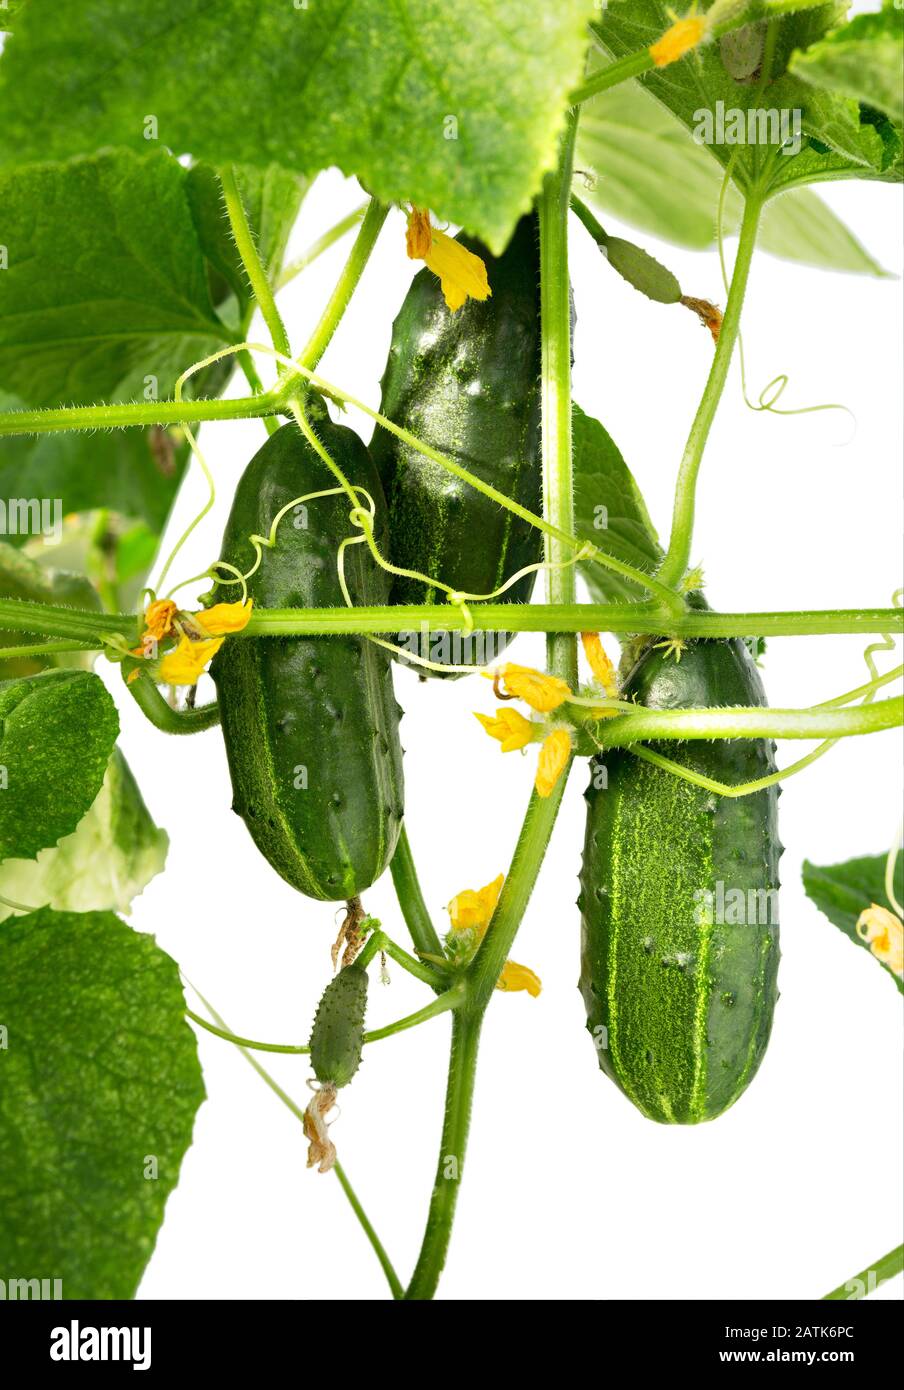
(0, 393, 280, 437)
(658, 193, 764, 589)
(597, 698, 903, 747)
(220, 165, 292, 361)
(390, 826, 444, 962)
(571, 49, 652, 106)
(123, 669, 221, 734)
(277, 203, 368, 289)
(404, 1013, 482, 1300)
(1, 598, 901, 645)
(297, 198, 389, 371)
(824, 1244, 903, 1301)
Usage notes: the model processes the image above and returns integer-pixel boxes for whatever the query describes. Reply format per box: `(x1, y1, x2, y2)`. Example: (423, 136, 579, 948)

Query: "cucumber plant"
(0, 0, 901, 1306)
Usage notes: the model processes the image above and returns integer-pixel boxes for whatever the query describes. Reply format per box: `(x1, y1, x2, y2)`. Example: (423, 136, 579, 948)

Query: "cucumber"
(371, 215, 542, 674)
(310, 965, 368, 1088)
(579, 637, 781, 1124)
(211, 419, 404, 902)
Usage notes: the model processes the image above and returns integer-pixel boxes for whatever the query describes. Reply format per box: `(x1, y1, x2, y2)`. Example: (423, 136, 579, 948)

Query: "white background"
(116, 134, 903, 1297)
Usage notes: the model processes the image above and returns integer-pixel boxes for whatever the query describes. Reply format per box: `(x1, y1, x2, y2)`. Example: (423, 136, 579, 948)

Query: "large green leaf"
(0, 908, 204, 1298)
(789, 0, 904, 126)
(576, 73, 888, 271)
(572, 403, 662, 604)
(595, 0, 902, 198)
(0, 0, 595, 254)
(0, 670, 119, 860)
(0, 148, 231, 410)
(802, 852, 904, 994)
(0, 750, 168, 921)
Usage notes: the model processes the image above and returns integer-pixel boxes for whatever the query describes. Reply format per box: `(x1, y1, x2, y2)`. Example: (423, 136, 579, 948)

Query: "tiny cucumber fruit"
(579, 636, 782, 1124)
(211, 418, 404, 902)
(371, 214, 542, 676)
(310, 964, 368, 1088)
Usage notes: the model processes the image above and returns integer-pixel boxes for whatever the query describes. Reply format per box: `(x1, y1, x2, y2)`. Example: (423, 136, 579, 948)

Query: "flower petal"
(500, 663, 571, 713)
(497, 959, 542, 997)
(474, 707, 534, 752)
(159, 634, 224, 686)
(535, 730, 572, 799)
(649, 15, 708, 68)
(424, 229, 491, 312)
(856, 904, 904, 978)
(581, 632, 618, 696)
(143, 598, 177, 641)
(447, 873, 504, 936)
(194, 600, 253, 636)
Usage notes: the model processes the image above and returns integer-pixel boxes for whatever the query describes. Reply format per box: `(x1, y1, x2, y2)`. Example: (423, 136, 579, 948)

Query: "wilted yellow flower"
(493, 663, 571, 713)
(406, 206, 491, 312)
(474, 707, 534, 752)
(581, 632, 618, 697)
(497, 960, 542, 997)
(191, 600, 254, 636)
(535, 729, 572, 799)
(856, 904, 904, 978)
(446, 874, 541, 997)
(649, 15, 708, 67)
(143, 599, 178, 641)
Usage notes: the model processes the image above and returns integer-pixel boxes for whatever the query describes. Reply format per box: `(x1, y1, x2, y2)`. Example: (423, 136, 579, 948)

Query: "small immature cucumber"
(310, 965, 368, 1088)
(211, 419, 404, 901)
(579, 637, 782, 1124)
(371, 215, 542, 674)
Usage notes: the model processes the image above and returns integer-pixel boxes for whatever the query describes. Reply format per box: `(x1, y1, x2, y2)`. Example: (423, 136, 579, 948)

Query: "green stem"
(0, 392, 280, 438)
(124, 669, 221, 734)
(1, 598, 902, 645)
(571, 49, 652, 106)
(277, 204, 368, 289)
(185, 986, 463, 1053)
(355, 929, 446, 989)
(0, 639, 101, 660)
(404, 1013, 483, 1300)
(297, 198, 389, 371)
(220, 165, 292, 361)
(597, 698, 903, 747)
(239, 354, 279, 437)
(187, 985, 402, 1300)
(390, 826, 444, 962)
(467, 776, 572, 1015)
(824, 1244, 903, 1300)
(539, 105, 580, 686)
(658, 192, 764, 589)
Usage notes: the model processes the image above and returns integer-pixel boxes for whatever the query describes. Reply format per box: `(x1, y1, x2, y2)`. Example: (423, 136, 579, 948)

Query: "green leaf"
(0, 0, 596, 254)
(0, 908, 205, 1298)
(0, 147, 230, 410)
(186, 162, 308, 333)
(789, 0, 904, 126)
(0, 540, 100, 679)
(0, 750, 168, 921)
(0, 670, 119, 860)
(572, 403, 662, 604)
(594, 0, 901, 198)
(576, 61, 888, 273)
(802, 852, 904, 994)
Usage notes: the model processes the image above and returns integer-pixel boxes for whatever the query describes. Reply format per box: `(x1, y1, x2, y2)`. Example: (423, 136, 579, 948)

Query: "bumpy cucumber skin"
(371, 215, 541, 674)
(579, 638, 782, 1124)
(211, 421, 404, 902)
(310, 965, 368, 1088)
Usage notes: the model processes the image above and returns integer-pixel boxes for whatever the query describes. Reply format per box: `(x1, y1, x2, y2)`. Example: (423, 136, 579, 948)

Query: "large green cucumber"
(211, 419, 404, 901)
(371, 215, 542, 674)
(579, 637, 782, 1123)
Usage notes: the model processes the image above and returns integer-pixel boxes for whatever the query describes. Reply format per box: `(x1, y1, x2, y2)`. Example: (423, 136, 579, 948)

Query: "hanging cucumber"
(211, 418, 404, 902)
(371, 214, 542, 675)
(579, 636, 782, 1124)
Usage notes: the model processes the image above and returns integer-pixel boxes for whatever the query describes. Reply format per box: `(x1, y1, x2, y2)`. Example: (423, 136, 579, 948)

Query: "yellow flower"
(581, 632, 617, 697)
(159, 635, 225, 686)
(448, 873, 504, 934)
(191, 600, 254, 636)
(158, 600, 253, 686)
(493, 663, 571, 713)
(649, 15, 708, 67)
(497, 960, 542, 998)
(535, 729, 572, 799)
(143, 599, 178, 641)
(474, 707, 534, 752)
(856, 904, 904, 978)
(406, 206, 491, 312)
(446, 874, 541, 997)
